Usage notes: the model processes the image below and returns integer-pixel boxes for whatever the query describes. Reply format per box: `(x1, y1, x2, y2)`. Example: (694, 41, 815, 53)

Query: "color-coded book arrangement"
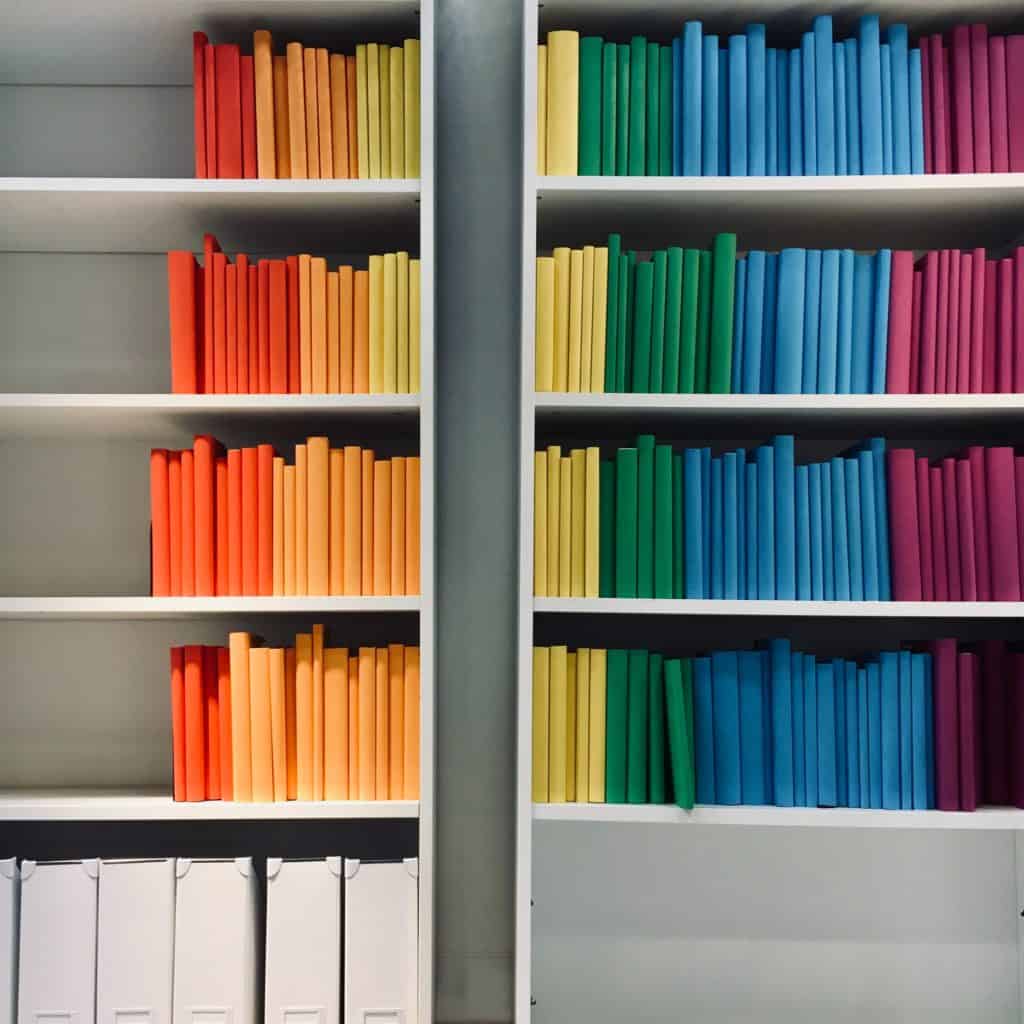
(539, 16, 926, 176)
(193, 30, 419, 179)
(534, 435, 890, 601)
(150, 438, 420, 597)
(168, 236, 421, 394)
(170, 628, 420, 802)
(888, 446, 1023, 601)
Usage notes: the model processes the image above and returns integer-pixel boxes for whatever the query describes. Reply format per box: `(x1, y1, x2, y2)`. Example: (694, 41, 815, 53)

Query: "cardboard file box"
(0, 859, 17, 1024)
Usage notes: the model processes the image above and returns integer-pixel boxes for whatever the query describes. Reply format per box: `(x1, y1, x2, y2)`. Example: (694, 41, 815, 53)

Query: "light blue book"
(723, 451, 739, 599)
(898, 650, 913, 809)
(845, 662, 860, 807)
(746, 461, 759, 599)
(770, 639, 794, 805)
(747, 24, 767, 175)
(829, 457, 849, 600)
(817, 249, 840, 393)
(762, 252, 779, 391)
(701, 447, 712, 596)
(796, 465, 811, 599)
(813, 16, 835, 174)
(888, 25, 911, 174)
(909, 47, 925, 174)
(858, 666, 870, 807)
(766, 48, 779, 175)
(879, 652, 900, 809)
(867, 661, 882, 808)
(801, 250, 822, 393)
(869, 438, 891, 599)
(821, 461, 835, 599)
(789, 48, 803, 174)
(804, 654, 819, 805)
(801, 33, 818, 173)
(833, 658, 847, 805)
(859, 15, 884, 174)
(844, 39, 861, 174)
(774, 248, 806, 392)
(742, 251, 766, 393)
(851, 253, 875, 392)
(871, 249, 892, 393)
(774, 435, 797, 599)
(792, 651, 806, 805)
(683, 22, 704, 176)
(835, 249, 856, 392)
(757, 445, 776, 598)
(694, 655, 716, 803)
(911, 652, 930, 808)
(719, 46, 729, 172)
(702, 36, 719, 175)
(729, 35, 748, 175)
(739, 650, 768, 803)
(858, 449, 880, 600)
(731, 258, 747, 393)
(880, 42, 894, 173)
(817, 661, 837, 806)
(684, 448, 704, 597)
(808, 462, 824, 600)
(844, 456, 865, 600)
(711, 455, 724, 598)
(778, 49, 790, 174)
(834, 44, 848, 175)
(711, 650, 742, 803)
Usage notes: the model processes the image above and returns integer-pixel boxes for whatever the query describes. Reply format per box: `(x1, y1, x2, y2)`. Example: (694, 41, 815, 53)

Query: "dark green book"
(578, 37, 604, 175)
(621, 250, 636, 390)
(659, 46, 672, 176)
(604, 233, 622, 391)
(614, 447, 638, 598)
(648, 652, 666, 803)
(693, 250, 712, 392)
(616, 44, 630, 175)
(599, 458, 615, 596)
(649, 249, 667, 392)
(645, 42, 660, 174)
(662, 247, 683, 392)
(626, 648, 649, 803)
(636, 434, 655, 598)
(654, 444, 674, 598)
(630, 259, 654, 393)
(628, 36, 647, 175)
(665, 658, 696, 809)
(708, 232, 738, 394)
(604, 649, 629, 802)
(678, 248, 700, 392)
(672, 453, 684, 598)
(601, 43, 617, 175)
(615, 252, 630, 391)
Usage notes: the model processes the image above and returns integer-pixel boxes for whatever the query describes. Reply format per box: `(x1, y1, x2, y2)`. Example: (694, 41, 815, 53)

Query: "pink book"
(885, 251, 915, 393)
(945, 250, 961, 394)
(941, 457, 962, 599)
(956, 252, 973, 393)
(998, 258, 1014, 392)
(931, 639, 960, 810)
(919, 251, 939, 392)
(916, 457, 935, 600)
(909, 269, 923, 391)
(930, 37, 950, 173)
(1015, 248, 1024, 392)
(989, 37, 1010, 172)
(922, 39, 934, 172)
(1006, 36, 1024, 170)
(970, 25, 992, 172)
(983, 259, 998, 392)
(1013, 653, 1024, 807)
(1015, 455, 1024, 586)
(968, 446, 993, 600)
(951, 26, 974, 173)
(956, 459, 978, 599)
(980, 640, 1011, 804)
(934, 251, 951, 393)
(969, 248, 986, 393)
(887, 449, 922, 599)
(930, 464, 948, 600)
(957, 652, 980, 811)
(985, 446, 1022, 600)
(942, 43, 955, 171)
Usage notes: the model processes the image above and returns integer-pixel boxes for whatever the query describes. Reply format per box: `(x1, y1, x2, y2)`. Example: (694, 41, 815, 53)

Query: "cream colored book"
(565, 652, 577, 802)
(545, 31, 579, 175)
(366, 43, 382, 178)
(580, 245, 595, 392)
(570, 448, 585, 598)
(588, 648, 606, 802)
(537, 44, 547, 174)
(533, 451, 548, 597)
(575, 648, 590, 801)
(584, 446, 600, 598)
(535, 256, 555, 391)
(389, 48, 405, 178)
(396, 251, 410, 393)
(567, 248, 583, 392)
(378, 45, 391, 180)
(532, 646, 550, 802)
(545, 445, 561, 596)
(591, 246, 609, 392)
(403, 39, 420, 177)
(356, 44, 370, 180)
(558, 455, 571, 598)
(552, 247, 570, 391)
(382, 252, 398, 392)
(547, 645, 567, 803)
(409, 259, 421, 391)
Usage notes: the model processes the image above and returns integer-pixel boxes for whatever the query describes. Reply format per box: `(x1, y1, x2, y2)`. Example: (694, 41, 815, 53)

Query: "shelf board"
(0, 788, 419, 821)
(536, 174, 1024, 250)
(0, 178, 420, 253)
(533, 802, 1024, 830)
(0, 596, 420, 620)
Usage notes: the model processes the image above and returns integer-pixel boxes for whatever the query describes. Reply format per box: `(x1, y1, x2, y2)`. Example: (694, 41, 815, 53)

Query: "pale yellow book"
(546, 445, 561, 595)
(366, 43, 382, 178)
(548, 645, 567, 803)
(295, 443, 308, 595)
(580, 245, 595, 392)
(552, 247, 570, 391)
(591, 246, 609, 392)
(565, 652, 577, 801)
(324, 646, 348, 799)
(307, 436, 329, 596)
(229, 632, 253, 801)
(284, 465, 297, 596)
(570, 450, 585, 597)
(584, 446, 600, 599)
(312, 623, 325, 801)
(389, 48, 405, 179)
(273, 456, 285, 595)
(248, 647, 274, 803)
(396, 251, 410, 393)
(327, 269, 340, 392)
(559, 455, 571, 598)
(368, 254, 385, 392)
(535, 256, 555, 391)
(575, 647, 590, 801)
(382, 252, 398, 392)
(567, 248, 583, 392)
(546, 30, 580, 175)
(409, 259, 421, 390)
(537, 44, 548, 174)
(532, 646, 550, 802)
(269, 647, 288, 801)
(379, 45, 392, 180)
(295, 633, 314, 799)
(329, 448, 344, 595)
(356, 44, 370, 180)
(311, 256, 328, 393)
(533, 451, 548, 597)
(299, 253, 312, 392)
(588, 648, 606, 802)
(403, 39, 420, 177)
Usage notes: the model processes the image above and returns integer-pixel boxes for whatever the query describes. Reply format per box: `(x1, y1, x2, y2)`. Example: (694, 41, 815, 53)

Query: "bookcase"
(518, 1, 1024, 1022)
(0, 0, 435, 1019)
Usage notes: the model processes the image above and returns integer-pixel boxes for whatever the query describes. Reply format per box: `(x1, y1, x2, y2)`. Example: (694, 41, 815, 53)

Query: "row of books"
(168, 236, 421, 394)
(192, 31, 419, 179)
(170, 630, 420, 803)
(540, 15, 928, 176)
(150, 439, 420, 597)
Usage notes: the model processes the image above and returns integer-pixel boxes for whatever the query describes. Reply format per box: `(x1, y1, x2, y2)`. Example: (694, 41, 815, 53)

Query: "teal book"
(659, 46, 673, 175)
(616, 252, 631, 391)
(636, 434, 655, 598)
(708, 233, 738, 393)
(654, 444, 674, 598)
(616, 44, 631, 175)
(604, 233, 622, 391)
(662, 247, 684, 391)
(646, 42, 660, 174)
(628, 37, 647, 175)
(626, 649, 650, 802)
(631, 260, 654, 392)
(599, 459, 616, 596)
(679, 249, 700, 391)
(648, 652, 666, 802)
(605, 649, 629, 801)
(711, 650, 742, 803)
(614, 447, 638, 597)
(649, 250, 668, 391)
(694, 250, 712, 391)
(579, 36, 604, 174)
(672, 453, 684, 597)
(601, 42, 618, 175)
(665, 658, 696, 808)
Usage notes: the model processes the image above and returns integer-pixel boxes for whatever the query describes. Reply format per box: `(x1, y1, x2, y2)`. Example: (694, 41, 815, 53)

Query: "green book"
(622, 250, 636, 390)
(662, 247, 683, 392)
(659, 46, 672, 176)
(604, 649, 629, 802)
(654, 444, 674, 598)
(636, 435, 655, 598)
(616, 252, 630, 391)
(604, 233, 622, 391)
(628, 36, 647, 175)
(626, 648, 649, 803)
(693, 250, 712, 392)
(578, 37, 604, 175)
(678, 248, 700, 392)
(599, 458, 615, 596)
(708, 232, 738, 394)
(672, 453, 684, 597)
(601, 43, 617, 175)
(614, 447, 638, 598)
(616, 44, 630, 175)
(648, 652, 666, 803)
(649, 249, 667, 392)
(645, 42, 660, 174)
(665, 658, 696, 809)
(630, 259, 654, 393)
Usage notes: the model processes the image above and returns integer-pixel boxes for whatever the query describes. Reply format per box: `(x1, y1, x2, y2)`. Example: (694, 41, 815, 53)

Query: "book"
(547, 31, 580, 174)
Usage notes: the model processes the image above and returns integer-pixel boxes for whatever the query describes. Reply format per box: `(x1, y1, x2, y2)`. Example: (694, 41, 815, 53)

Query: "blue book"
(923, 654, 935, 807)
(711, 650, 742, 804)
(719, 46, 729, 173)
(812, 16, 835, 174)
(801, 33, 818, 173)
(910, 652, 930, 809)
(817, 661, 837, 806)
(845, 662, 860, 807)
(694, 655, 716, 803)
(710, 455, 724, 598)
(683, 22, 703, 176)
(844, 39, 861, 174)
(834, 45, 848, 174)
(804, 654, 819, 806)
(766, 48, 778, 175)
(835, 249, 856, 393)
(909, 47, 925, 174)
(808, 463, 824, 600)
(801, 249, 822, 393)
(736, 452, 746, 598)
(857, 666, 869, 806)
(844, 457, 864, 601)
(731, 259, 747, 392)
(880, 42, 893, 174)
(820, 461, 834, 599)
(829, 458, 849, 600)
(742, 251, 766, 393)
(777, 49, 790, 174)
(888, 25, 911, 174)
(723, 451, 739, 599)
(728, 35, 748, 175)
(739, 650, 767, 803)
(858, 449, 880, 600)
(834, 658, 847, 805)
(701, 447, 712, 596)
(774, 249, 806, 392)
(871, 249, 892, 394)
(747, 24, 767, 175)
(746, 461, 759, 599)
(851, 253, 874, 392)
(789, 49, 803, 174)
(817, 249, 840, 393)
(869, 438, 891, 599)
(774, 435, 796, 599)
(859, 15, 884, 174)
(867, 662, 882, 808)
(879, 652, 900, 809)
(762, 252, 779, 391)
(795, 465, 811, 599)
(898, 651, 913, 809)
(769, 639, 794, 805)
(672, 37, 684, 175)
(760, 654, 774, 802)
(683, 449, 704, 597)
(702, 36, 719, 175)
(791, 651, 806, 805)
(756, 445, 776, 598)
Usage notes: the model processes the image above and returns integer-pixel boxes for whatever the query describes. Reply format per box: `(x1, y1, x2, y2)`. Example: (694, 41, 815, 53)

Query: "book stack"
(170, 628, 420, 802)
(193, 31, 420, 179)
(150, 438, 420, 597)
(168, 235, 421, 395)
(540, 15, 924, 176)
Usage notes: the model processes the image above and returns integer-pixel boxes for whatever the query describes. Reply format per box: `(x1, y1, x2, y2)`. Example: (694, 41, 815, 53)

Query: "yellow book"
(396, 251, 410, 393)
(532, 646, 550, 801)
(269, 647, 287, 801)
(324, 647, 348, 799)
(558, 455, 571, 598)
(272, 456, 285, 595)
(591, 247, 609, 392)
(580, 245, 595, 392)
(533, 451, 548, 597)
(312, 623, 325, 801)
(356, 44, 370, 180)
(299, 253, 312, 392)
(295, 633, 313, 799)
(228, 632, 253, 801)
(306, 436, 329, 596)
(382, 252, 398, 392)
(248, 647, 274, 803)
(584, 446, 600, 598)
(366, 43, 381, 178)
(379, 46, 391, 180)
(545, 445, 561, 595)
(329, 448, 344, 595)
(295, 443, 308, 595)
(389, 48, 405, 179)
(409, 259, 421, 390)
(575, 648, 590, 801)
(403, 39, 420, 178)
(535, 256, 555, 391)
(565, 652, 577, 802)
(546, 30, 580, 175)
(311, 256, 328, 393)
(283, 465, 296, 596)
(552, 247, 570, 390)
(327, 269, 340, 392)
(548, 645, 567, 803)
(537, 44, 548, 174)
(570, 449, 585, 597)
(368, 254, 385, 392)
(567, 248, 583, 392)
(588, 648, 606, 802)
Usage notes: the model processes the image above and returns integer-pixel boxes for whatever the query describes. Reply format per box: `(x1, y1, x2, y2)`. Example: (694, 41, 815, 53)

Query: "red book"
(269, 260, 289, 392)
(258, 444, 275, 596)
(168, 452, 182, 596)
(990, 37, 1010, 172)
(919, 251, 939, 393)
(950, 26, 974, 173)
(1015, 248, 1024, 393)
(944, 251, 961, 394)
(985, 446, 1022, 600)
(970, 25, 992, 172)
(215, 44, 243, 179)
(242, 446, 259, 595)
(228, 449, 243, 595)
(204, 44, 218, 178)
(150, 449, 171, 597)
(931, 639, 960, 810)
(983, 259, 998, 392)
(916, 457, 935, 600)
(287, 255, 301, 392)
(226, 263, 238, 394)
(969, 248, 986, 393)
(258, 260, 271, 393)
(887, 449, 922, 600)
(236, 254, 250, 394)
(909, 269, 922, 391)
(216, 456, 229, 596)
(934, 250, 950, 394)
(941, 457, 962, 599)
(921, 38, 933, 173)
(181, 448, 196, 596)
(248, 265, 259, 391)
(968, 446, 993, 600)
(1006, 36, 1024, 170)
(170, 647, 187, 801)
(240, 55, 258, 179)
(1015, 455, 1024, 587)
(956, 459, 978, 600)
(885, 251, 914, 393)
(998, 258, 1014, 392)
(167, 252, 199, 393)
(202, 234, 221, 394)
(193, 33, 208, 178)
(217, 647, 233, 800)
(193, 435, 217, 596)
(213, 252, 228, 393)
(981, 640, 1011, 803)
(203, 646, 221, 799)
(957, 651, 980, 811)
(930, 37, 950, 174)
(929, 464, 948, 600)
(184, 645, 207, 801)
(956, 252, 972, 393)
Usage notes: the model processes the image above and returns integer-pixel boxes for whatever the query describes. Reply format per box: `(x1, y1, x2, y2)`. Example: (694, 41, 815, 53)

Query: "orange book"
(311, 256, 328, 393)
(358, 647, 376, 799)
(353, 270, 370, 392)
(406, 456, 421, 593)
(272, 456, 285, 595)
(193, 435, 217, 596)
(204, 43, 218, 177)
(373, 460, 391, 595)
(283, 464, 297, 595)
(269, 260, 288, 393)
(170, 647, 186, 801)
(229, 632, 253, 800)
(299, 254, 312, 393)
(346, 56, 359, 176)
(150, 449, 171, 596)
(307, 436, 329, 595)
(348, 655, 359, 787)
(241, 447, 259, 595)
(167, 252, 199, 393)
(330, 54, 349, 178)
(327, 269, 340, 392)
(324, 647, 348, 799)
(212, 252, 227, 393)
(312, 623, 325, 801)
(285, 647, 297, 798)
(303, 47, 320, 176)
(202, 234, 220, 393)
(193, 33, 209, 177)
(227, 449, 243, 595)
(388, 644, 404, 798)
(217, 647, 233, 799)
(273, 55, 291, 178)
(181, 448, 196, 596)
(215, 456, 228, 595)
(329, 448, 344, 595)
(258, 259, 271, 393)
(286, 255, 300, 392)
(295, 632, 314, 799)
(248, 646, 274, 802)
(253, 30, 276, 178)
(236, 253, 250, 393)
(225, 263, 238, 392)
(241, 54, 257, 178)
(339, 266, 355, 392)
(248, 264, 259, 388)
(403, 646, 420, 798)
(361, 449, 375, 594)
(258, 443, 275, 596)
(295, 443, 309, 595)
(269, 647, 287, 800)
(184, 645, 206, 801)
(286, 42, 307, 178)
(343, 446, 362, 595)
(390, 456, 406, 596)
(168, 453, 182, 595)
(375, 647, 390, 797)
(316, 49, 334, 178)
(203, 646, 221, 799)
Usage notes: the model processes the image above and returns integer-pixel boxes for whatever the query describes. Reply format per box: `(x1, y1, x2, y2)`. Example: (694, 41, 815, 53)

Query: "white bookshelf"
(1, 2, 435, 1020)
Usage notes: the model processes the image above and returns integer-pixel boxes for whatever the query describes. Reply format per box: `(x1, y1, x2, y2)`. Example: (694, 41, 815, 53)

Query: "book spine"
(887, 449, 921, 599)
(909, 46, 925, 173)
(986, 447, 1022, 599)
(801, 32, 817, 174)
(747, 24, 767, 175)
(952, 26, 974, 173)
(728, 35, 748, 175)
(889, 26, 911, 174)
(859, 16, 884, 174)
(812, 16, 834, 174)
(578, 36, 603, 175)
(702, 36, 719, 175)
(990, 37, 1010, 172)
(886, 251, 915, 393)
(970, 25, 992, 172)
